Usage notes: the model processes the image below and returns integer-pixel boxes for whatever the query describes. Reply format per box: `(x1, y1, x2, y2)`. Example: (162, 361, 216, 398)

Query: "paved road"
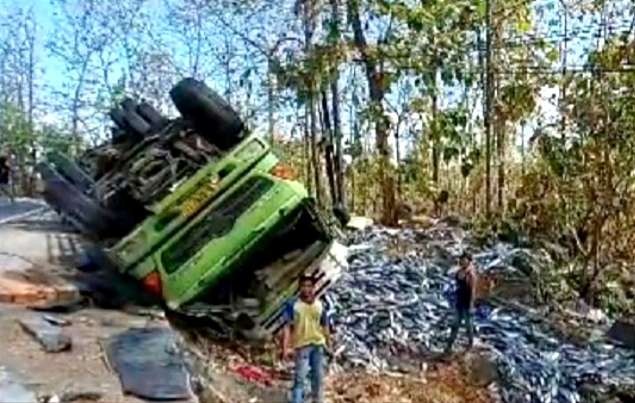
(0, 365, 37, 403)
(0, 198, 47, 224)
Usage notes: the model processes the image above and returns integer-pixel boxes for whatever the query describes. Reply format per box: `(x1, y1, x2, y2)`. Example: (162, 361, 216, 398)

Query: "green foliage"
(506, 36, 635, 314)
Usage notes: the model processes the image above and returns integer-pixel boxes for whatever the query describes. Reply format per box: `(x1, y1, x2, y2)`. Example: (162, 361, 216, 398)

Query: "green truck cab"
(108, 134, 345, 335)
(38, 78, 347, 337)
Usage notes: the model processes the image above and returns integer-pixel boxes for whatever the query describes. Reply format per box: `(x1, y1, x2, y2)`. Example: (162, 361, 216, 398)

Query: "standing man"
(0, 153, 14, 203)
(444, 252, 477, 354)
(282, 274, 331, 403)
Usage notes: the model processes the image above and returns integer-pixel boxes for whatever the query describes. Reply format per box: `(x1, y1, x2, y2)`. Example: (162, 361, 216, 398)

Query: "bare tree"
(348, 0, 396, 225)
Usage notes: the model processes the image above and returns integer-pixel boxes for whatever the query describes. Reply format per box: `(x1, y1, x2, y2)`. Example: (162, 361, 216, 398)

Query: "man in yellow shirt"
(282, 274, 331, 403)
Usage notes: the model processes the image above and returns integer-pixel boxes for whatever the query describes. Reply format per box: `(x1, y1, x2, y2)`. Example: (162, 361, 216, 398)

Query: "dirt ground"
(0, 304, 163, 403)
(0, 201, 497, 403)
(0, 204, 190, 403)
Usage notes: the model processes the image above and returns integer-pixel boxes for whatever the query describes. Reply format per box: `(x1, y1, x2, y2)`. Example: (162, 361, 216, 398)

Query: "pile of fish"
(328, 224, 635, 403)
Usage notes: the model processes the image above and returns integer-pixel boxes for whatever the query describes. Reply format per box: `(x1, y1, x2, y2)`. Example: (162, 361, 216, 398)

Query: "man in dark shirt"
(444, 252, 477, 354)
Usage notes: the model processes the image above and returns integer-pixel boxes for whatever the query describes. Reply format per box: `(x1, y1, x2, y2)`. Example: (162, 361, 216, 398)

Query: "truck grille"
(161, 176, 273, 272)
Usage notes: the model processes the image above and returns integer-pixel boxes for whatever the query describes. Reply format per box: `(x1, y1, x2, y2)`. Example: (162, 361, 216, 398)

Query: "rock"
(608, 319, 635, 349)
(347, 216, 374, 231)
(18, 316, 72, 352)
(464, 352, 500, 387)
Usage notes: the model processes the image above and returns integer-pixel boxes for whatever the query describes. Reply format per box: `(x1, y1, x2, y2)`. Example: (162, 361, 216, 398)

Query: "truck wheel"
(47, 152, 95, 193)
(123, 109, 151, 137)
(169, 78, 245, 149)
(110, 108, 127, 130)
(120, 97, 137, 112)
(136, 102, 166, 131)
(39, 166, 127, 239)
(111, 101, 152, 137)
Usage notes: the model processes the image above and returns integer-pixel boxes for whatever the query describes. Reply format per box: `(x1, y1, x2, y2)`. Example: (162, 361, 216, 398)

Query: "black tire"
(120, 97, 137, 112)
(48, 152, 95, 193)
(38, 163, 128, 239)
(111, 100, 152, 137)
(136, 102, 166, 131)
(110, 107, 127, 130)
(122, 108, 152, 137)
(169, 78, 245, 149)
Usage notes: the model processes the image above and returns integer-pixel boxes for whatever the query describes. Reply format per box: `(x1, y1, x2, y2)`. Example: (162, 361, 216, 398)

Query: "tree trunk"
(27, 17, 36, 196)
(395, 122, 401, 197)
(267, 58, 275, 144)
(331, 78, 344, 207)
(72, 57, 90, 156)
(309, 94, 322, 206)
(321, 90, 337, 205)
(329, 0, 346, 208)
(497, 119, 505, 212)
(303, 0, 322, 207)
(521, 120, 526, 176)
(304, 105, 313, 195)
(348, 0, 396, 225)
(484, 0, 493, 217)
(431, 84, 439, 183)
(560, 2, 568, 144)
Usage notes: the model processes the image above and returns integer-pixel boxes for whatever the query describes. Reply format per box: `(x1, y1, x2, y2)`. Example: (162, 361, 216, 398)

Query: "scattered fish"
(328, 225, 635, 402)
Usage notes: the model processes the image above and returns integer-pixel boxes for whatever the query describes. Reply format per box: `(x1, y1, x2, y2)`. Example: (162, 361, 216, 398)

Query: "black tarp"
(103, 327, 192, 401)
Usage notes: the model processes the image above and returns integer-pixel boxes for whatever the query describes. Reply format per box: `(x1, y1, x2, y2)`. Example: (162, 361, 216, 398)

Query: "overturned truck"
(38, 78, 347, 337)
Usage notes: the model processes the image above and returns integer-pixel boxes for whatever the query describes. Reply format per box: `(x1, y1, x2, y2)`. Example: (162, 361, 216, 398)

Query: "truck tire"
(110, 108, 127, 130)
(120, 97, 137, 112)
(111, 100, 152, 137)
(136, 102, 166, 131)
(48, 152, 95, 193)
(169, 78, 245, 149)
(123, 108, 152, 137)
(38, 163, 127, 239)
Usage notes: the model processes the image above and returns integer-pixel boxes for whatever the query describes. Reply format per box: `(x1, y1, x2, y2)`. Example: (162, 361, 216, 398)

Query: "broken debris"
(18, 316, 72, 353)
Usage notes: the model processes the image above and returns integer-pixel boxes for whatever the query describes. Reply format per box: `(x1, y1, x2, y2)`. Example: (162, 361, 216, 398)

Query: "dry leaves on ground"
(327, 361, 495, 403)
